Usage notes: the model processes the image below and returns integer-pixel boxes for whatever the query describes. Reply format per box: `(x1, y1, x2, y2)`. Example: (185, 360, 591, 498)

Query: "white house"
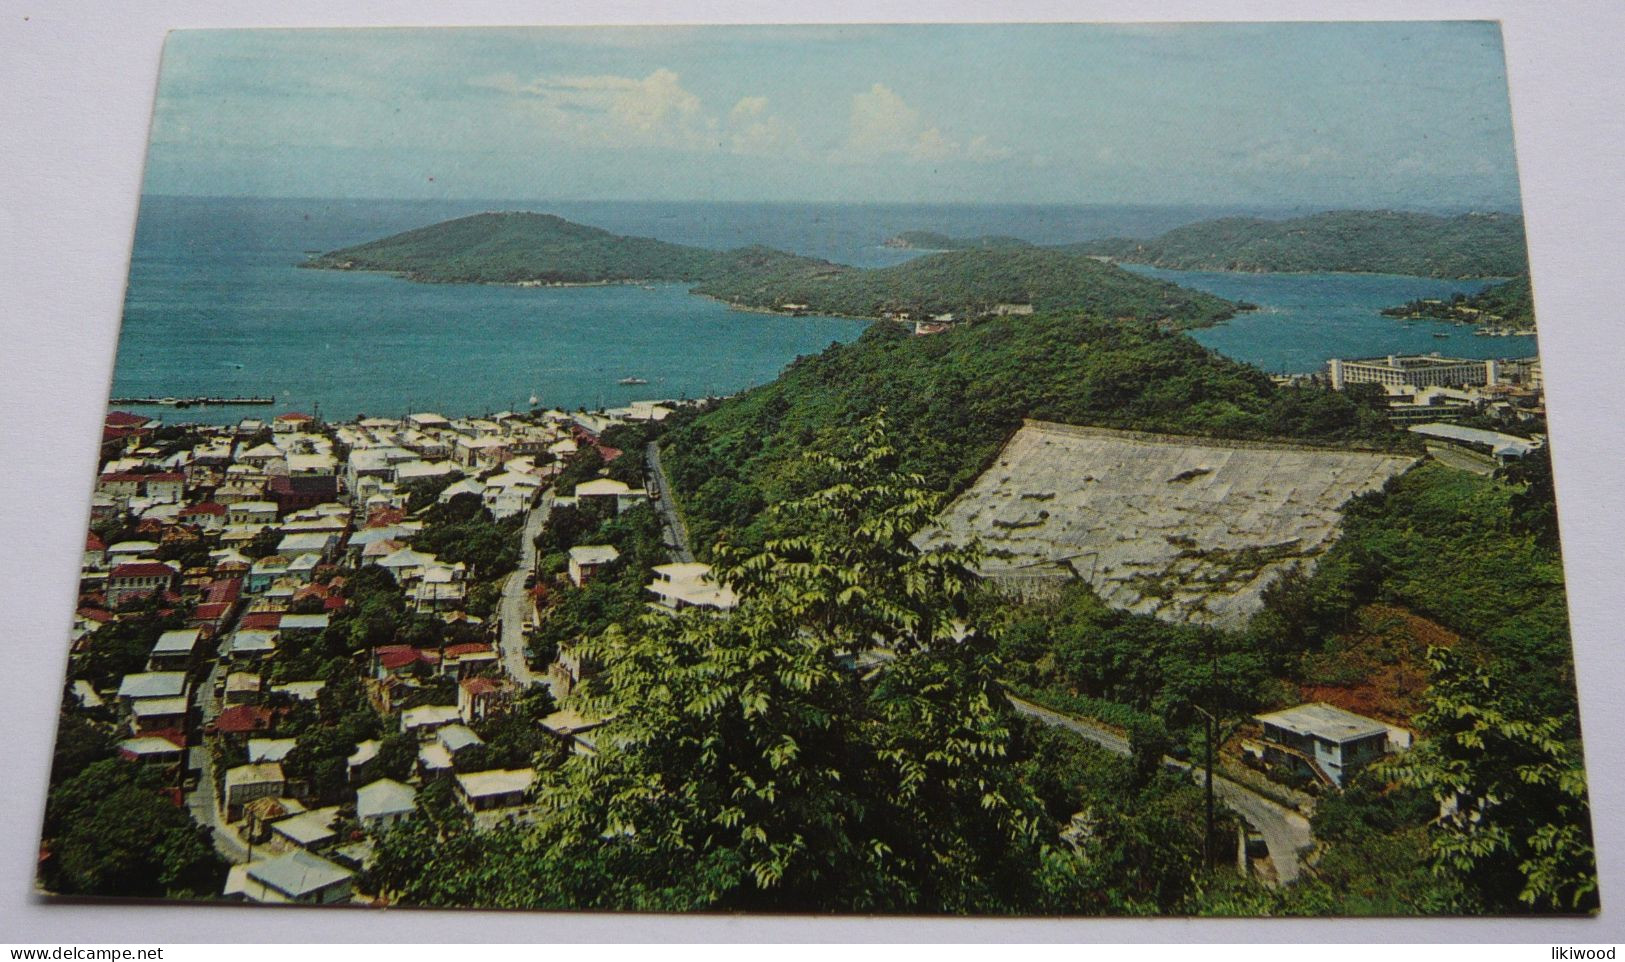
(454, 768, 536, 813)
(567, 545, 620, 587)
(646, 562, 738, 614)
(356, 778, 417, 832)
(224, 762, 287, 819)
(1250, 702, 1395, 788)
(223, 850, 354, 905)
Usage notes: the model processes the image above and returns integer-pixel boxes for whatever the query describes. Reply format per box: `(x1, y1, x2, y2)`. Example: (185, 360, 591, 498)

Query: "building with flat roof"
(1327, 354, 1500, 390)
(1250, 702, 1395, 788)
(1409, 422, 1540, 465)
(455, 768, 536, 812)
(646, 562, 738, 614)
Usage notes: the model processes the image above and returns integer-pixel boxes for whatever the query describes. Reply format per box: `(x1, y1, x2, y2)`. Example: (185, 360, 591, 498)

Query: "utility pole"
(1194, 703, 1216, 871)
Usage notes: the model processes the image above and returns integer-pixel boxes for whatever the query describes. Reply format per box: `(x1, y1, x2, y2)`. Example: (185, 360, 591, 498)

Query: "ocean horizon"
(108, 195, 1535, 425)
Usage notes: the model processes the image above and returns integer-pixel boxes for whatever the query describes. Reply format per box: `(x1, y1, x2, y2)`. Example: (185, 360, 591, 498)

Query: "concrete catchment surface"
(917, 420, 1417, 628)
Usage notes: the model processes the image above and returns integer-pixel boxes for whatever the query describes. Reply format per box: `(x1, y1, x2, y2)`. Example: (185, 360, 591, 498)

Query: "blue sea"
(109, 196, 1537, 425)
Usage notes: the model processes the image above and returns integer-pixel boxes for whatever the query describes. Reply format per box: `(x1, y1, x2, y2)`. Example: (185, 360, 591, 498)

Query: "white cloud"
(725, 96, 799, 156)
(472, 68, 710, 149)
(841, 83, 1007, 164)
(473, 70, 798, 157)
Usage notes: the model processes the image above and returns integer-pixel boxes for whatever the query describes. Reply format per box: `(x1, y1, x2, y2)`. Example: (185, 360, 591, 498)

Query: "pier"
(109, 395, 275, 408)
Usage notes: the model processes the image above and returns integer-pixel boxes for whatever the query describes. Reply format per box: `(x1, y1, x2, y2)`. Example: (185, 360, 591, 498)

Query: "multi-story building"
(1326, 354, 1504, 390)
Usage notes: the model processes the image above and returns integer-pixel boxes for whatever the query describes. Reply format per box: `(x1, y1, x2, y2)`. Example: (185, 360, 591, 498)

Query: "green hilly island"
(693, 246, 1241, 329)
(1381, 274, 1536, 330)
(304, 211, 1243, 330)
(1066, 210, 1528, 278)
(303, 211, 745, 284)
(882, 230, 1033, 251)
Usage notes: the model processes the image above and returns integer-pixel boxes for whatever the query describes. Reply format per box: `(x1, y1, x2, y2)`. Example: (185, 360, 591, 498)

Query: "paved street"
(498, 491, 554, 694)
(185, 625, 249, 864)
(1004, 692, 1313, 885)
(645, 441, 694, 562)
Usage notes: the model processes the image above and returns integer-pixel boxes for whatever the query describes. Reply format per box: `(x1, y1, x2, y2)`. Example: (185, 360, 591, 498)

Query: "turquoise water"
(1123, 265, 1537, 375)
(109, 197, 1538, 424)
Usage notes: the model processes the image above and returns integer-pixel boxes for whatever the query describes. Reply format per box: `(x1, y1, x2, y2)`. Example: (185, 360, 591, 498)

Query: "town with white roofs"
(66, 398, 737, 905)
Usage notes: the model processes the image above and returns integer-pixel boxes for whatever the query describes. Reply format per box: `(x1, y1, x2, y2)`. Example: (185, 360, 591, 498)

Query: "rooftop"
(1255, 702, 1390, 743)
(150, 628, 203, 654)
(247, 737, 299, 763)
(235, 850, 353, 900)
(569, 544, 621, 566)
(356, 778, 417, 820)
(455, 768, 537, 798)
(224, 761, 286, 789)
(117, 672, 188, 700)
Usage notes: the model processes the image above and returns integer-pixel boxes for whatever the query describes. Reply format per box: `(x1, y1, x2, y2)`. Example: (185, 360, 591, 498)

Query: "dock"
(109, 395, 275, 408)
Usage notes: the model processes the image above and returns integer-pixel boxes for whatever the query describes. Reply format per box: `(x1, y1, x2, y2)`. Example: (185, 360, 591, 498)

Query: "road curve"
(1004, 692, 1312, 884)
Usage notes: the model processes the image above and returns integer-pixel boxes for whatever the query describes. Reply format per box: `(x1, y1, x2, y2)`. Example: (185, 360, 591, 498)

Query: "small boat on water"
(528, 394, 540, 406)
(618, 376, 649, 386)
(1432, 332, 1450, 338)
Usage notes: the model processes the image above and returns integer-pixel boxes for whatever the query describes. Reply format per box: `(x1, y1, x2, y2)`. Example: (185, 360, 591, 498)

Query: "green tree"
(383, 415, 1050, 913)
(1389, 647, 1598, 913)
(42, 760, 225, 898)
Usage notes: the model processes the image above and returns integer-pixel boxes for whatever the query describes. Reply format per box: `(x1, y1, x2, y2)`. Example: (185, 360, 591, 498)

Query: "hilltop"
(302, 211, 807, 285)
(1065, 210, 1528, 278)
(656, 310, 1406, 555)
(693, 246, 1242, 330)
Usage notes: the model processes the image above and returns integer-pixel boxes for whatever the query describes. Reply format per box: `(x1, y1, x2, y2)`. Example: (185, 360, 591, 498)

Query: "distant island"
(304, 211, 1245, 330)
(1381, 274, 1536, 332)
(882, 230, 1033, 251)
(300, 211, 833, 285)
(693, 245, 1241, 330)
(1063, 210, 1528, 278)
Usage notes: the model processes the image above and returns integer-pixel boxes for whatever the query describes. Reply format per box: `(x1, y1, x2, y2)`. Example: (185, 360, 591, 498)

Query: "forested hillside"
(694, 247, 1243, 329)
(1382, 274, 1536, 329)
(302, 211, 835, 285)
(657, 312, 1406, 554)
(1069, 210, 1527, 278)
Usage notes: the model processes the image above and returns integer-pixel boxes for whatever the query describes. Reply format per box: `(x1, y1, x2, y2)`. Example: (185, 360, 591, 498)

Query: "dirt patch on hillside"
(1298, 603, 1460, 728)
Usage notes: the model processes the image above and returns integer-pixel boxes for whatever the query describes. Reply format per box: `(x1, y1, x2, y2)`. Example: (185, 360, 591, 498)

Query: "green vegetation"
(303, 211, 727, 284)
(1070, 210, 1528, 278)
(528, 500, 666, 672)
(363, 419, 1247, 914)
(413, 492, 522, 580)
(1382, 274, 1535, 330)
(659, 311, 1405, 554)
(695, 246, 1242, 328)
(321, 564, 485, 654)
(305, 211, 1241, 330)
(982, 446, 1592, 914)
(883, 230, 1033, 251)
(42, 749, 225, 899)
(1391, 648, 1596, 913)
(75, 606, 186, 689)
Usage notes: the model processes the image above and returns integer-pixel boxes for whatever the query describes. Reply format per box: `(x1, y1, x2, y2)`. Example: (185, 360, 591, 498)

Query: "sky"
(141, 22, 1524, 210)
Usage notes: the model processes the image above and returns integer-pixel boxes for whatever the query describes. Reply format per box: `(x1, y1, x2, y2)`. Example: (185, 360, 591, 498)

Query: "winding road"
(1004, 693, 1313, 884)
(498, 491, 555, 694)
